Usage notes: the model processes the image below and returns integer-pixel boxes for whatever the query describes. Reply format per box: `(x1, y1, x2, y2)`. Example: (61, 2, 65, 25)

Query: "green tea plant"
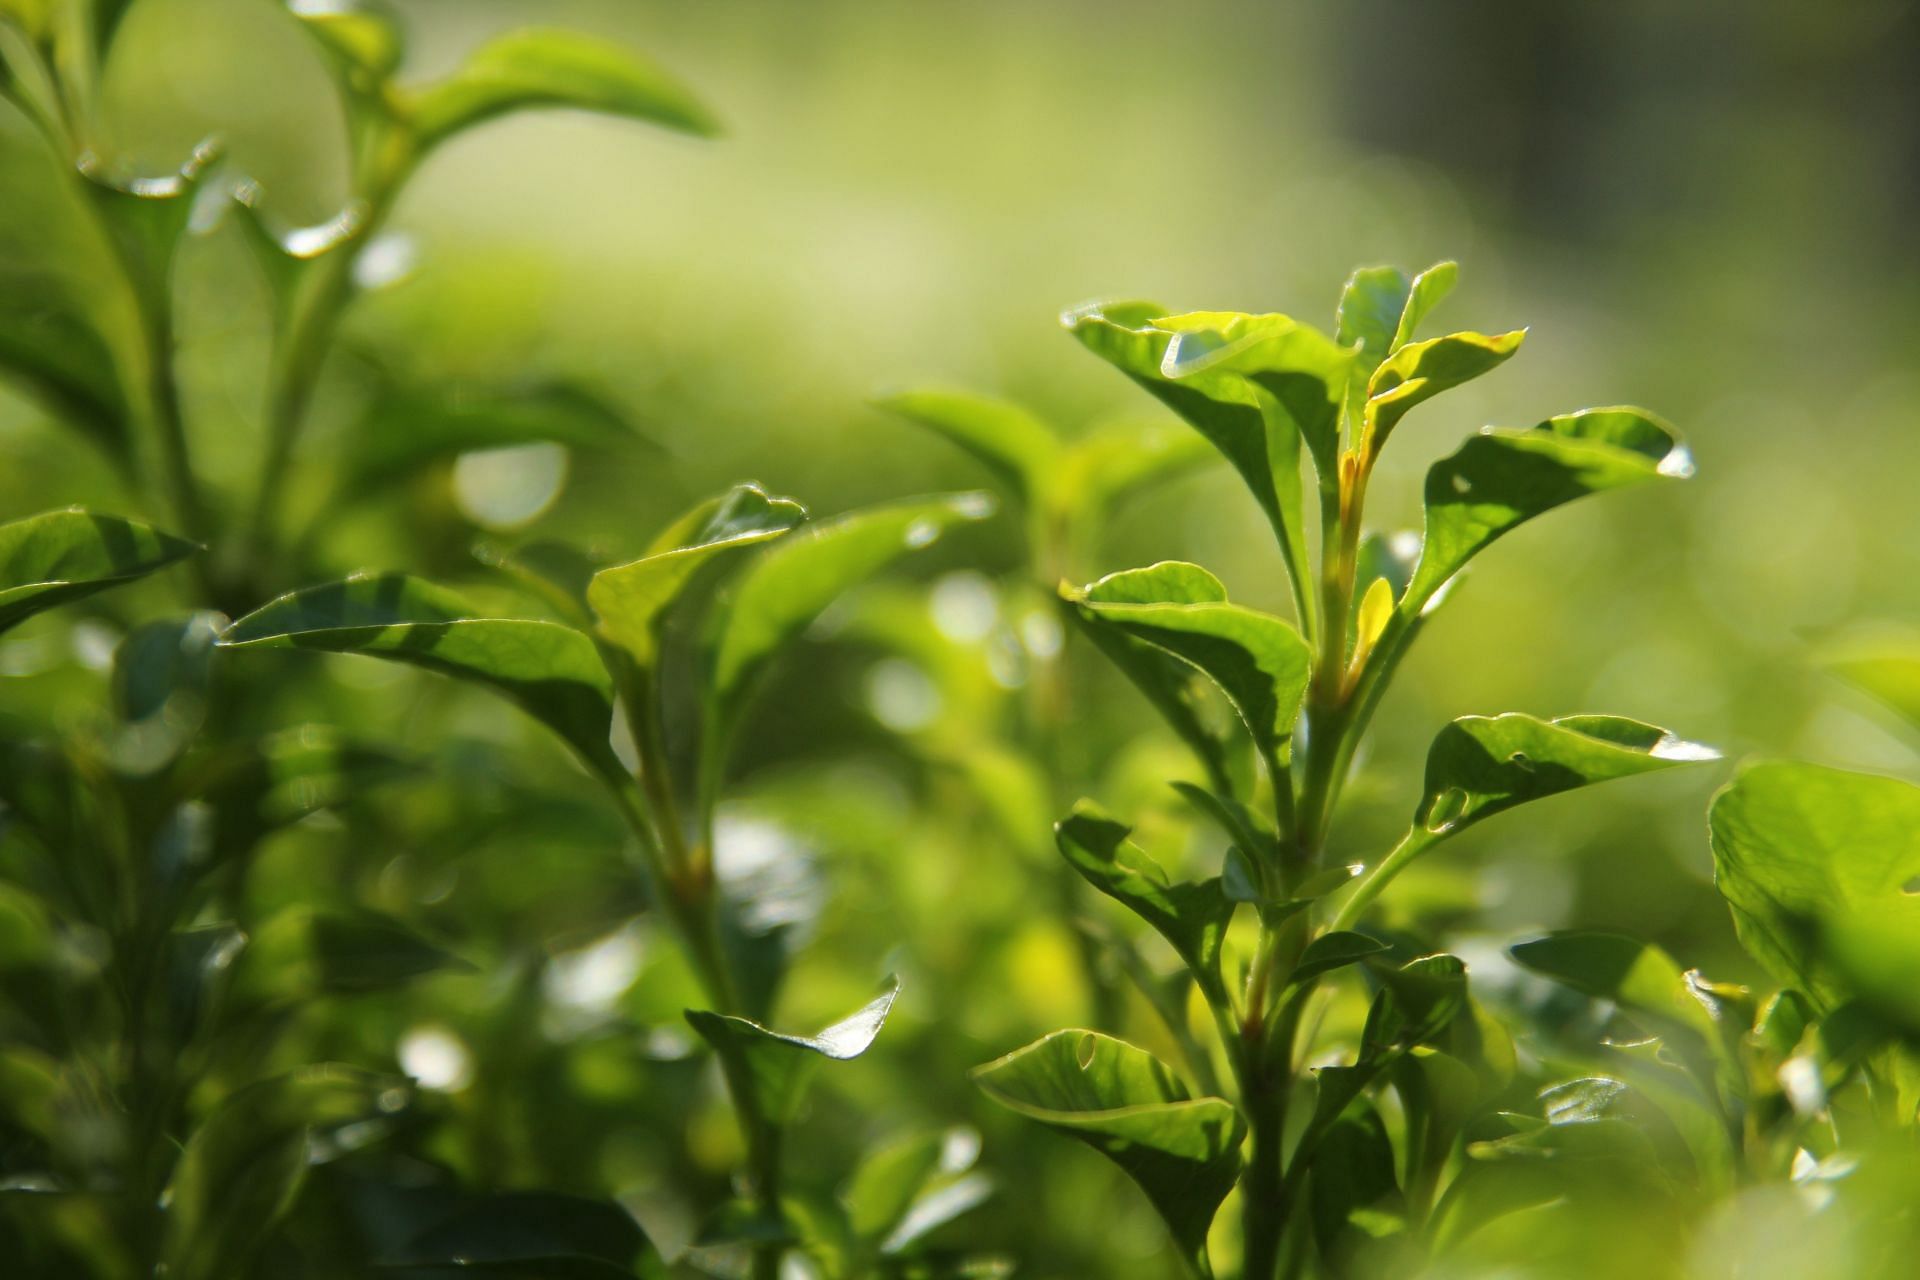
(968, 265, 1715, 1278)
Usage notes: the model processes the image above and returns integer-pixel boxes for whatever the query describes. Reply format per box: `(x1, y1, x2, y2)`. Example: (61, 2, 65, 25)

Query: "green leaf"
(972, 1029, 1242, 1272)
(243, 907, 468, 997)
(1509, 931, 1722, 1048)
(1055, 802, 1235, 1003)
(685, 977, 899, 1129)
(341, 380, 643, 495)
(1404, 407, 1689, 611)
(219, 573, 619, 777)
(1709, 761, 1920, 1006)
(1290, 931, 1390, 984)
(841, 1131, 946, 1244)
(1069, 562, 1311, 779)
(1310, 1103, 1404, 1263)
(163, 1065, 408, 1280)
(1336, 259, 1457, 409)
(1153, 308, 1354, 495)
(294, 0, 403, 85)
(1364, 329, 1526, 453)
(477, 538, 604, 629)
(588, 484, 805, 671)
(407, 26, 719, 149)
(0, 302, 134, 458)
(383, 1189, 655, 1279)
(875, 389, 1061, 510)
(0, 508, 197, 635)
(1824, 634, 1920, 736)
(704, 493, 994, 754)
(1063, 302, 1319, 599)
(1417, 713, 1715, 837)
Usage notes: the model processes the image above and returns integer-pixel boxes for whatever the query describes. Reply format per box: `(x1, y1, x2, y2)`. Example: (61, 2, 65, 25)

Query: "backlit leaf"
(0, 508, 196, 635)
(875, 388, 1060, 510)
(1364, 329, 1525, 454)
(686, 977, 899, 1128)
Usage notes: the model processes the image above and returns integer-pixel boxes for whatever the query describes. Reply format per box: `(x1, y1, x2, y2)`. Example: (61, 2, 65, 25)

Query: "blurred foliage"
(1, 1, 1920, 1277)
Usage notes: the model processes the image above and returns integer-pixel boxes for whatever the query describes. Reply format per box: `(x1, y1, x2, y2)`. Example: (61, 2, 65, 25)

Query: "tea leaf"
(686, 977, 900, 1128)
(1709, 761, 1920, 1006)
(590, 484, 805, 671)
(1291, 931, 1390, 984)
(1417, 713, 1714, 836)
(1070, 562, 1311, 780)
(1365, 329, 1525, 453)
(0, 304, 133, 458)
(408, 27, 718, 149)
(704, 493, 993, 752)
(1055, 802, 1235, 1003)
(840, 1131, 945, 1244)
(382, 1189, 655, 1278)
(1063, 301, 1318, 598)
(1825, 636, 1920, 737)
(219, 573, 619, 778)
(163, 1065, 407, 1280)
(972, 1029, 1242, 1272)
(876, 388, 1061, 510)
(0, 508, 197, 635)
(1509, 931, 1721, 1047)
(1405, 407, 1688, 611)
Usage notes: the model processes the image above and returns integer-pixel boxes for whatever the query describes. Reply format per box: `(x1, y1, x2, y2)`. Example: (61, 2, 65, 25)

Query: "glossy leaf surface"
(1055, 803, 1234, 1002)
(1364, 329, 1525, 451)
(972, 1029, 1242, 1271)
(1417, 713, 1713, 836)
(686, 978, 899, 1128)
(0, 508, 196, 635)
(220, 573, 618, 776)
(589, 484, 804, 670)
(1405, 407, 1688, 610)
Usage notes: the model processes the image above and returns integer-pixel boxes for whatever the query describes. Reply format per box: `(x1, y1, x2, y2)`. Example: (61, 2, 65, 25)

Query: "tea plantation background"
(3, 1, 1919, 1276)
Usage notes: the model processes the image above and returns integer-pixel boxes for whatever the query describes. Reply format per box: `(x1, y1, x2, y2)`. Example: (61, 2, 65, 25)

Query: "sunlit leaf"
(840, 1131, 945, 1244)
(704, 493, 993, 754)
(219, 573, 619, 777)
(1417, 713, 1714, 837)
(1824, 634, 1920, 737)
(685, 977, 899, 1128)
(1063, 301, 1317, 592)
(1070, 561, 1311, 779)
(1404, 407, 1689, 611)
(1055, 802, 1235, 1003)
(1337, 261, 1457, 374)
(408, 26, 719, 149)
(1364, 329, 1525, 454)
(972, 1029, 1242, 1272)
(293, 0, 403, 85)
(1709, 761, 1920, 1006)
(589, 484, 804, 671)
(1290, 931, 1390, 984)
(0, 508, 196, 635)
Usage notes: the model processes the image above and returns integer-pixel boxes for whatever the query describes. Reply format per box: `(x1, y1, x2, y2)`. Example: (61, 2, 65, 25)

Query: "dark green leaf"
(1310, 1103, 1404, 1262)
(1416, 713, 1715, 837)
(1709, 761, 1920, 1006)
(219, 573, 620, 778)
(1404, 407, 1689, 611)
(589, 484, 805, 670)
(1055, 802, 1235, 1002)
(383, 1190, 653, 1278)
(0, 301, 133, 458)
(1509, 931, 1721, 1047)
(972, 1029, 1241, 1272)
(685, 977, 899, 1128)
(244, 907, 467, 997)
(408, 27, 719, 148)
(163, 1065, 407, 1280)
(0, 508, 197, 635)
(1291, 931, 1390, 984)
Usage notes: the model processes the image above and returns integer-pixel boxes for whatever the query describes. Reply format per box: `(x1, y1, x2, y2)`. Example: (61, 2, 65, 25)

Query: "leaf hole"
(1424, 787, 1467, 833)
(1902, 875, 1920, 896)
(1075, 1032, 1097, 1070)
(1507, 751, 1534, 771)
(1450, 473, 1472, 495)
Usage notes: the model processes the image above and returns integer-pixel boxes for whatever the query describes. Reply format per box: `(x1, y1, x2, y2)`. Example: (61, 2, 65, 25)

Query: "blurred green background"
(5, 0, 1920, 1274)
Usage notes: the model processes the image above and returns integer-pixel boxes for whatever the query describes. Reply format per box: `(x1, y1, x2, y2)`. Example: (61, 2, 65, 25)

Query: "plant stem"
(1329, 826, 1439, 933)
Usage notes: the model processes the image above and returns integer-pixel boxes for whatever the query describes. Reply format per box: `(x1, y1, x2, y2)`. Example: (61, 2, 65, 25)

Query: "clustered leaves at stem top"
(971, 262, 1714, 1278)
